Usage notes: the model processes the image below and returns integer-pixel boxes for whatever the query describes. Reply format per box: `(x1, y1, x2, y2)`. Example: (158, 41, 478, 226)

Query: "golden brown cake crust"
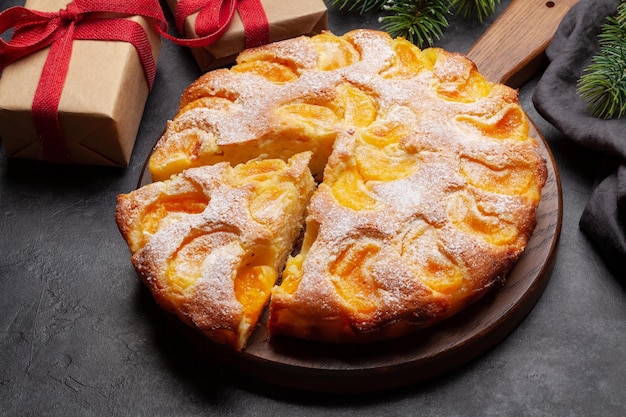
(122, 29, 547, 347)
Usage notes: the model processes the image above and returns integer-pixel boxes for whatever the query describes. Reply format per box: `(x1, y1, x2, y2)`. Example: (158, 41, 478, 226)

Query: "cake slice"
(115, 152, 315, 350)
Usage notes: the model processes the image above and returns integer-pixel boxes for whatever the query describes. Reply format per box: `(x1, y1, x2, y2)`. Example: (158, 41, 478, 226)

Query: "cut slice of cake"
(115, 152, 315, 350)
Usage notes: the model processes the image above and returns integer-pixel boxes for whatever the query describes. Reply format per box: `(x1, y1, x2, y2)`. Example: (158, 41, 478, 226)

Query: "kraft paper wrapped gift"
(0, 0, 163, 167)
(165, 0, 328, 71)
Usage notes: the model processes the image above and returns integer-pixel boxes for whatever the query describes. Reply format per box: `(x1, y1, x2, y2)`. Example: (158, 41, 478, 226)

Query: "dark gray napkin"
(533, 0, 626, 273)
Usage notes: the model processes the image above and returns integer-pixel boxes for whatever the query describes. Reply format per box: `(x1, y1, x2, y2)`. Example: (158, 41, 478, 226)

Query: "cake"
(116, 29, 547, 349)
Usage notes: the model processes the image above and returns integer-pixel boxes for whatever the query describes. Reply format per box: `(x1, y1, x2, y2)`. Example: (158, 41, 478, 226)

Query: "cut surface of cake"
(118, 29, 547, 348)
(116, 152, 315, 350)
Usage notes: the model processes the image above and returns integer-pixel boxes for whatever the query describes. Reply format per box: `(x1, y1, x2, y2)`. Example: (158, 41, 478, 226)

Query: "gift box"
(0, 0, 164, 167)
(165, 0, 328, 71)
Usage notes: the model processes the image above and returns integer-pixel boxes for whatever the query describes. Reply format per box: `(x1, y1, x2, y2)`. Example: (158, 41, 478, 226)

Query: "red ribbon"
(161, 0, 269, 50)
(0, 0, 167, 164)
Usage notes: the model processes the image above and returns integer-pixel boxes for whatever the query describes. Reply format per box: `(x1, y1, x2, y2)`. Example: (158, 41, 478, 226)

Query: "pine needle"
(327, 0, 501, 48)
(380, 1, 451, 47)
(328, 0, 388, 14)
(451, 0, 500, 23)
(577, 2, 626, 119)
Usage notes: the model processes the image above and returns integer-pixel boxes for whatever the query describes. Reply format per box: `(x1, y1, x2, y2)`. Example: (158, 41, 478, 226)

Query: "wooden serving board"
(139, 0, 571, 393)
(467, 0, 580, 89)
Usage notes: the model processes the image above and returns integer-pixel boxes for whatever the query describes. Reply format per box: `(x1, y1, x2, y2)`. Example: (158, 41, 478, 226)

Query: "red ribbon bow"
(162, 0, 269, 49)
(0, 0, 167, 164)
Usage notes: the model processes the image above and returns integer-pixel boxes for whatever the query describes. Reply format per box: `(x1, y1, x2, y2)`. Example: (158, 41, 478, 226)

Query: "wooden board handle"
(467, 0, 579, 87)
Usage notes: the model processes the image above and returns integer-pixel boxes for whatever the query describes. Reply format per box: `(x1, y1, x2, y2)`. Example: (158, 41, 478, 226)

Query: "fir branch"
(578, 46, 626, 120)
(450, 0, 500, 23)
(597, 3, 626, 47)
(328, 0, 502, 48)
(328, 0, 388, 14)
(577, 2, 626, 119)
(380, 1, 451, 47)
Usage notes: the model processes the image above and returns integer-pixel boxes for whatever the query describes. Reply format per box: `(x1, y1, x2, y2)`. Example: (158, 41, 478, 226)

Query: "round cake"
(116, 29, 547, 350)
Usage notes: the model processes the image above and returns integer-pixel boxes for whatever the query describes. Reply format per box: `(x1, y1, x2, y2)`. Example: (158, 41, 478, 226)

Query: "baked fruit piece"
(136, 28, 547, 345)
(115, 152, 315, 350)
